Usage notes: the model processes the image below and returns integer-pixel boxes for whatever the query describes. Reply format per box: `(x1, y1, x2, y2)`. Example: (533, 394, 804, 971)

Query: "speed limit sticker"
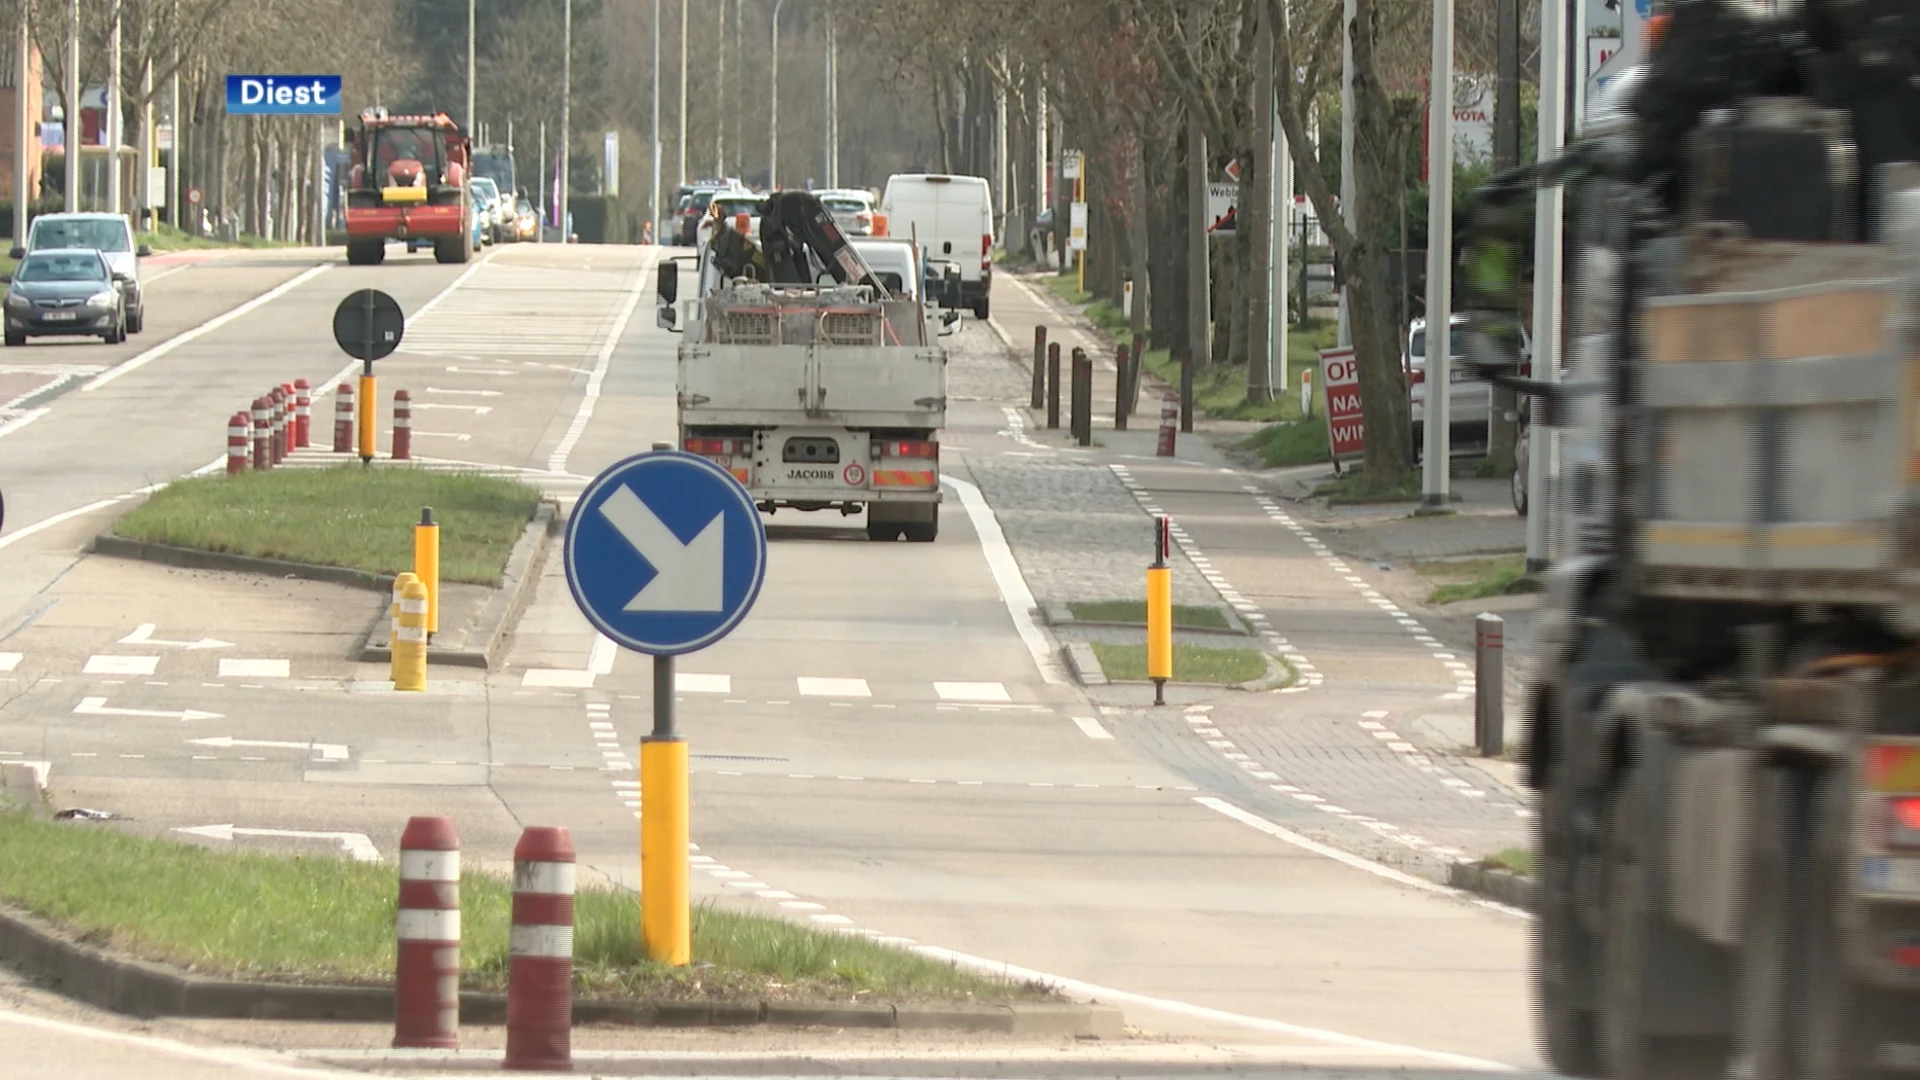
(842, 462, 867, 486)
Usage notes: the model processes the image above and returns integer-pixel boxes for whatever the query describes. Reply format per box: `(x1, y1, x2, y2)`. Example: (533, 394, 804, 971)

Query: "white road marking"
(940, 474, 1067, 685)
(83, 655, 158, 676)
(0, 1007, 375, 1078)
(84, 264, 332, 392)
(546, 251, 653, 473)
(219, 659, 290, 679)
(0, 652, 19, 672)
(521, 669, 595, 688)
(675, 672, 730, 694)
(0, 405, 49, 440)
(797, 676, 870, 698)
(933, 680, 1010, 702)
(1071, 716, 1113, 740)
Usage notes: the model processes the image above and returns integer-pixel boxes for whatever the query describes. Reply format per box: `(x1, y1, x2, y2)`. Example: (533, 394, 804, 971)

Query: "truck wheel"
(434, 236, 471, 264)
(865, 521, 903, 542)
(1538, 782, 1604, 1078)
(973, 298, 990, 320)
(903, 506, 939, 543)
(346, 239, 383, 265)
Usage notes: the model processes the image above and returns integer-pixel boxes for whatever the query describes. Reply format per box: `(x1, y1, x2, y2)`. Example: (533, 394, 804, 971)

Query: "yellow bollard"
(356, 373, 377, 464)
(389, 571, 418, 638)
(640, 736, 691, 965)
(413, 507, 440, 638)
(391, 577, 429, 692)
(1147, 515, 1173, 706)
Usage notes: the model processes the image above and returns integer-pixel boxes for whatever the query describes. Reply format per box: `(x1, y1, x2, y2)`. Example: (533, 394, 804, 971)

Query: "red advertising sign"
(1320, 346, 1366, 463)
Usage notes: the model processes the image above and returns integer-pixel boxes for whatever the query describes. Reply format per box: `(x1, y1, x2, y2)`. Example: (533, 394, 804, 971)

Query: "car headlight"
(4, 292, 27, 310)
(88, 289, 116, 307)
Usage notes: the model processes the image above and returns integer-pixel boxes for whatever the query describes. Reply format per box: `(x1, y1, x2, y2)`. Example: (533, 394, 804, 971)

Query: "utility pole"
(677, 0, 688, 188)
(1526, 0, 1568, 570)
(651, 0, 661, 240)
(1486, 0, 1521, 473)
(537, 120, 546, 241)
(559, 0, 571, 241)
(169, 0, 181, 230)
(1267, 6, 1291, 400)
(1250, 4, 1275, 403)
(1185, 2, 1209, 370)
(466, 0, 475, 136)
(830, 22, 840, 187)
(769, 0, 789, 190)
(1421, 0, 1456, 507)
(12, 4, 27, 243)
(138, 46, 151, 228)
(1034, 78, 1047, 256)
(715, 0, 726, 177)
(1336, 0, 1355, 347)
(63, 0, 76, 213)
(822, 11, 832, 186)
(994, 53, 1008, 228)
(107, 1, 122, 215)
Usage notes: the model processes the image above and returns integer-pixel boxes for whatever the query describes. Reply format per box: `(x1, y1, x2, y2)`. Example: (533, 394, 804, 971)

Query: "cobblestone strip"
(1107, 462, 1323, 693)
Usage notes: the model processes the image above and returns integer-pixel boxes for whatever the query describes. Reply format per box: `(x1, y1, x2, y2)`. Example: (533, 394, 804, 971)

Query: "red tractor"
(343, 109, 472, 265)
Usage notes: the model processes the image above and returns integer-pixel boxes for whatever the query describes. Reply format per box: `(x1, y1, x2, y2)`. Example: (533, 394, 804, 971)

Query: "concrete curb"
(1061, 642, 1108, 686)
(1063, 642, 1295, 692)
(90, 534, 392, 592)
(356, 502, 559, 671)
(1041, 603, 1252, 638)
(1447, 861, 1537, 911)
(0, 902, 1121, 1034)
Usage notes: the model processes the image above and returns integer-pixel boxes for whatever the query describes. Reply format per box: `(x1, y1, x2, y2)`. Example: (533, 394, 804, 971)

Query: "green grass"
(1066, 600, 1232, 630)
(1420, 555, 1541, 605)
(1090, 642, 1274, 685)
(112, 466, 543, 587)
(1238, 418, 1331, 468)
(1313, 470, 1424, 504)
(0, 812, 1047, 1002)
(138, 222, 295, 251)
(1482, 848, 1534, 878)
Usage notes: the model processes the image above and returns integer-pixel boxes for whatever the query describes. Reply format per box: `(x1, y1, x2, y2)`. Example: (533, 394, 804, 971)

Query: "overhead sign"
(565, 450, 768, 657)
(1320, 347, 1365, 464)
(332, 289, 405, 362)
(225, 74, 342, 116)
(1207, 182, 1237, 236)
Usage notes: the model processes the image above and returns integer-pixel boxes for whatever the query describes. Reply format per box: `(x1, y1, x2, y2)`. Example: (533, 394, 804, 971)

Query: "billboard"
(1320, 347, 1365, 464)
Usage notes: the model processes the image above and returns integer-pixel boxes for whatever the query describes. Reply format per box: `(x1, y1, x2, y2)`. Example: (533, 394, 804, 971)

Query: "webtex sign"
(226, 75, 341, 116)
(1320, 346, 1365, 465)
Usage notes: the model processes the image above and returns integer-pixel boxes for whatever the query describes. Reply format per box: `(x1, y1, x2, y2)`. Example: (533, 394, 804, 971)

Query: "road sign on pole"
(333, 289, 404, 465)
(564, 446, 767, 966)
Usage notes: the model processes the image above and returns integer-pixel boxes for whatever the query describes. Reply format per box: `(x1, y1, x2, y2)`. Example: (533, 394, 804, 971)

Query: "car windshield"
(713, 197, 762, 218)
(29, 218, 129, 252)
(1409, 327, 1468, 361)
(688, 190, 725, 212)
(822, 198, 869, 214)
(17, 252, 106, 282)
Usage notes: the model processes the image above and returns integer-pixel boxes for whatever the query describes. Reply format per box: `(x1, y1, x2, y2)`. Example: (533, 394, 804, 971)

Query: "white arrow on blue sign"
(564, 450, 767, 656)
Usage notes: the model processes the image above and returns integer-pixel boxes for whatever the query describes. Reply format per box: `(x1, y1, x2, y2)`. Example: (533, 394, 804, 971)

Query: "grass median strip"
(1419, 555, 1541, 605)
(0, 813, 1051, 1003)
(1066, 600, 1232, 630)
(1090, 642, 1274, 685)
(1481, 847, 1534, 878)
(112, 466, 542, 587)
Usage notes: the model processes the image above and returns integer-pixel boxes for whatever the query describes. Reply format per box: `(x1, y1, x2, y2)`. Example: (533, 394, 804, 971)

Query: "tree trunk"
(933, 76, 952, 173)
(1348, 0, 1413, 476)
(1150, 147, 1182, 353)
(1128, 135, 1150, 340)
(1248, 8, 1276, 404)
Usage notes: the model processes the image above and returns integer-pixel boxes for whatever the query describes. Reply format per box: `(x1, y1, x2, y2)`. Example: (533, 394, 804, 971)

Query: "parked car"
(1406, 312, 1530, 453)
(677, 185, 736, 245)
(818, 189, 877, 237)
(879, 173, 994, 318)
(11, 212, 150, 333)
(3, 248, 127, 346)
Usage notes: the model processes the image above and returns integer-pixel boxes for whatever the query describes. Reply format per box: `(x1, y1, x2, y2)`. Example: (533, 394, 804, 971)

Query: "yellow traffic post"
(640, 726, 691, 965)
(1147, 515, 1173, 706)
(356, 373, 377, 464)
(414, 507, 440, 638)
(391, 575, 428, 691)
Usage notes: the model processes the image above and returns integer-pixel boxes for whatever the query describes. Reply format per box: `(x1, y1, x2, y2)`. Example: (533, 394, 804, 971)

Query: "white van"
(879, 174, 993, 319)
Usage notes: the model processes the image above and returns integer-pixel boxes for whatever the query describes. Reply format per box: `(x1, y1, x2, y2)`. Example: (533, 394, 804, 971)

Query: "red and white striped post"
(268, 387, 286, 464)
(227, 412, 249, 476)
(279, 384, 296, 456)
(251, 397, 271, 471)
(392, 389, 412, 461)
(334, 382, 354, 453)
(294, 379, 311, 448)
(504, 826, 576, 1071)
(394, 815, 461, 1050)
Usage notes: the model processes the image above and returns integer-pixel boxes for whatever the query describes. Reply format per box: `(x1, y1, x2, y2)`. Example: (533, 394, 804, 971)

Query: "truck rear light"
(883, 439, 938, 460)
(1882, 796, 1920, 850)
(684, 437, 747, 456)
(981, 234, 991, 257)
(1409, 368, 1425, 384)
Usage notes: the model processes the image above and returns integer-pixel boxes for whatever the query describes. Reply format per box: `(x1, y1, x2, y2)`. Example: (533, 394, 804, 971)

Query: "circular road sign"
(564, 450, 768, 657)
(186, 186, 202, 205)
(332, 289, 405, 362)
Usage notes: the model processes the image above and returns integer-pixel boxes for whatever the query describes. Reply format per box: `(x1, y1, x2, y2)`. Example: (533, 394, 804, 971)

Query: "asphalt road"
(0, 242, 1540, 1075)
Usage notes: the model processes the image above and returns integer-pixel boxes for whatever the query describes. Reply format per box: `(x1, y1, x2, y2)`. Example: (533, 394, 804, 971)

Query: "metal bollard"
(1179, 355, 1195, 433)
(1156, 392, 1178, 457)
(1475, 613, 1504, 756)
(393, 815, 461, 1050)
(392, 389, 412, 461)
(334, 382, 354, 453)
(279, 383, 296, 456)
(1045, 342, 1061, 430)
(1147, 515, 1173, 705)
(391, 573, 428, 691)
(414, 508, 440, 638)
(1071, 347, 1093, 447)
(268, 388, 286, 463)
(1114, 344, 1131, 431)
(504, 826, 577, 1071)
(1030, 326, 1047, 411)
(227, 412, 249, 476)
(251, 397, 271, 471)
(294, 379, 311, 448)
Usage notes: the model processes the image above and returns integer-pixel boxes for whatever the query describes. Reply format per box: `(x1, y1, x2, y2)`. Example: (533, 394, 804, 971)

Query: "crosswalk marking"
(934, 681, 1012, 702)
(220, 659, 289, 679)
(796, 677, 872, 698)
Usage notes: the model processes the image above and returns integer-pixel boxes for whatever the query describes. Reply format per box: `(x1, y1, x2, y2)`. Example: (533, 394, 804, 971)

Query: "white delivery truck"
(879, 173, 994, 319)
(657, 192, 961, 542)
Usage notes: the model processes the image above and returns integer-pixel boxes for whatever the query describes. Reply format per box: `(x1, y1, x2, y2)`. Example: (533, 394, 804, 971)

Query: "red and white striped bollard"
(1155, 392, 1179, 457)
(251, 397, 271, 471)
(392, 389, 412, 461)
(227, 412, 249, 475)
(334, 381, 354, 453)
(394, 815, 461, 1050)
(504, 826, 576, 1071)
(279, 384, 295, 457)
(268, 387, 286, 463)
(294, 379, 311, 448)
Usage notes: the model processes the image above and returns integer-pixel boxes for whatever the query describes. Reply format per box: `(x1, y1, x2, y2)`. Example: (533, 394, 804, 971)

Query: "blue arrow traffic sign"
(564, 450, 768, 656)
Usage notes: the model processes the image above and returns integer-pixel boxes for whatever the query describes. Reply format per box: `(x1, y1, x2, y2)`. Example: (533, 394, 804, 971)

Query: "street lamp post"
(559, 0, 571, 241)
(466, 0, 475, 137)
(13, 5, 27, 244)
(107, 1, 122, 215)
(650, 0, 661, 242)
(769, 0, 789, 190)
(678, 0, 688, 189)
(64, 0, 77, 213)
(1421, 0, 1456, 508)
